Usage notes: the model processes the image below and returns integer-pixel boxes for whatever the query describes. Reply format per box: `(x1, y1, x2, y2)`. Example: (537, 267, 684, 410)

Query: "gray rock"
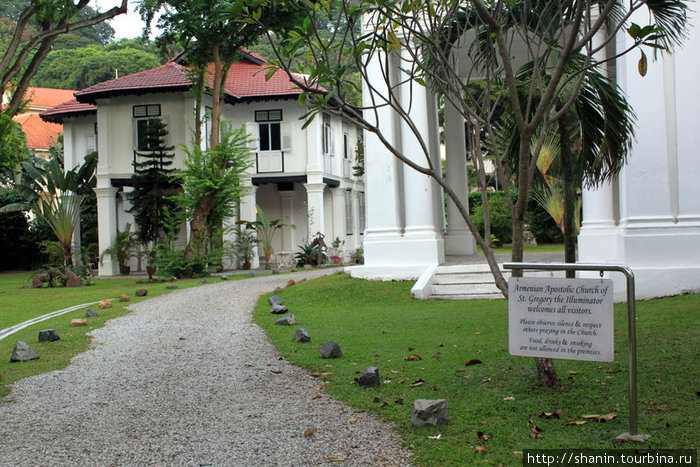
(165, 285, 178, 290)
(275, 313, 297, 326)
(358, 366, 380, 387)
(244, 272, 255, 278)
(319, 340, 343, 359)
(268, 294, 283, 306)
(220, 275, 229, 280)
(85, 308, 98, 318)
(38, 329, 60, 342)
(272, 269, 281, 274)
(200, 278, 208, 284)
(294, 328, 311, 343)
(135, 289, 148, 297)
(270, 303, 288, 314)
(11, 341, 39, 362)
(411, 399, 449, 427)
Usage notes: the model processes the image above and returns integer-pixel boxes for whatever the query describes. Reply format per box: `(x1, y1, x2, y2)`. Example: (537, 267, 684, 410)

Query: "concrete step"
(411, 263, 565, 300)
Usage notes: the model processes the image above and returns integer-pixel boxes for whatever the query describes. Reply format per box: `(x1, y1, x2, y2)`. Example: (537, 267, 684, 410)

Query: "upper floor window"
(322, 113, 332, 155)
(256, 109, 283, 151)
(133, 104, 163, 151)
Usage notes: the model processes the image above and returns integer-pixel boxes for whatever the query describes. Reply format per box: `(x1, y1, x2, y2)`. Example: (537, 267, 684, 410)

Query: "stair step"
(430, 293, 504, 300)
(432, 283, 502, 295)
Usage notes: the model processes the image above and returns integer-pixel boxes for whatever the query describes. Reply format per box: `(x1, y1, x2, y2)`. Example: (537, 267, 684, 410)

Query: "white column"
(331, 188, 346, 244)
(397, 47, 444, 265)
(240, 183, 260, 269)
(359, 48, 405, 267)
(279, 191, 294, 252)
(444, 101, 476, 256)
(304, 182, 326, 237)
(94, 186, 119, 276)
(578, 18, 618, 263)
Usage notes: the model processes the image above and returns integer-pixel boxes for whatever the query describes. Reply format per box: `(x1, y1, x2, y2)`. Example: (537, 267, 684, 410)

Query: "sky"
(98, 0, 155, 39)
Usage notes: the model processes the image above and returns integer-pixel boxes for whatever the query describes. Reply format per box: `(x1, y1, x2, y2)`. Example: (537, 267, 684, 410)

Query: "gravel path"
(0, 271, 413, 466)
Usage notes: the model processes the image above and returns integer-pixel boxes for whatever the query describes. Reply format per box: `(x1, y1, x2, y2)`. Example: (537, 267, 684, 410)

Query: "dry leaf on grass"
(465, 359, 483, 366)
(582, 413, 617, 422)
(564, 420, 587, 426)
(403, 355, 422, 361)
(477, 431, 489, 441)
(530, 425, 544, 439)
(473, 445, 487, 453)
(539, 410, 563, 419)
(409, 379, 425, 387)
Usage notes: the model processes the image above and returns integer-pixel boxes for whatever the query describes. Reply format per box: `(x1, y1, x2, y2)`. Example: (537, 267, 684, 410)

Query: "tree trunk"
(184, 193, 216, 262)
(558, 108, 577, 279)
(535, 357, 559, 388)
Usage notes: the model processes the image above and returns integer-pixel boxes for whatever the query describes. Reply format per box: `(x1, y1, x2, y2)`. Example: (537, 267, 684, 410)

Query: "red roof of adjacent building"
(14, 113, 62, 151)
(23, 87, 76, 110)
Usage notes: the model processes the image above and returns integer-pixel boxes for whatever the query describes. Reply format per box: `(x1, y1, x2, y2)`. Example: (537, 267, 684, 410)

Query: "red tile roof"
(75, 61, 192, 103)
(74, 56, 305, 104)
(14, 114, 62, 150)
(40, 99, 96, 123)
(24, 87, 76, 110)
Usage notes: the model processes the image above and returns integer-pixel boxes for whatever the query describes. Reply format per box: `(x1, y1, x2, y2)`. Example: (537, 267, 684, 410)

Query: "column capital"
(304, 182, 326, 194)
(93, 187, 119, 198)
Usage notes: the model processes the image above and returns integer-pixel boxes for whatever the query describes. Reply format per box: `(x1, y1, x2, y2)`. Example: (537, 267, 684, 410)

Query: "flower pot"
(119, 264, 131, 275)
(146, 265, 157, 280)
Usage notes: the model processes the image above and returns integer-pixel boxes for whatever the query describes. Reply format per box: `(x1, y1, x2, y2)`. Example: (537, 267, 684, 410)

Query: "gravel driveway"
(0, 270, 413, 466)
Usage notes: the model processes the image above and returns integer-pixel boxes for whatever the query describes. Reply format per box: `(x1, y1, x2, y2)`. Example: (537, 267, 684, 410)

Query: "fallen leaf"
(304, 428, 315, 437)
(465, 359, 483, 366)
(397, 379, 405, 384)
(403, 355, 422, 361)
(407, 347, 415, 351)
(566, 371, 578, 375)
(328, 457, 346, 462)
(379, 401, 390, 408)
(390, 370, 400, 374)
(394, 398, 404, 405)
(347, 418, 358, 424)
(540, 410, 563, 419)
(432, 385, 439, 391)
(564, 420, 587, 426)
(456, 369, 466, 373)
(473, 445, 487, 453)
(409, 379, 425, 387)
(481, 377, 492, 383)
(354, 409, 366, 413)
(431, 352, 442, 359)
(374, 456, 390, 462)
(438, 343, 445, 347)
(271, 370, 282, 374)
(477, 431, 489, 441)
(504, 396, 515, 401)
(428, 434, 442, 440)
(665, 422, 671, 428)
(372, 397, 381, 403)
(530, 425, 544, 439)
(312, 394, 323, 400)
(474, 331, 482, 335)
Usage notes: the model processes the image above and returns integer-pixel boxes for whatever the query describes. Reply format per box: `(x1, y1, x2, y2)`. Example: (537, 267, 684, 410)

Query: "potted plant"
(233, 229, 257, 270)
(100, 223, 138, 275)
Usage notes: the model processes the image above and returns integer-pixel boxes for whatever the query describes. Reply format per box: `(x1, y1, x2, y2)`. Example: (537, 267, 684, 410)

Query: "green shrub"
(469, 191, 512, 244)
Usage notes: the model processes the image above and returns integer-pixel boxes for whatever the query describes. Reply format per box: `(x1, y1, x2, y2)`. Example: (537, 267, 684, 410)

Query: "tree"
(139, 0, 306, 263)
(1, 0, 126, 171)
(246, 0, 687, 387)
(127, 117, 180, 249)
(32, 44, 162, 89)
(0, 153, 97, 266)
(172, 125, 253, 268)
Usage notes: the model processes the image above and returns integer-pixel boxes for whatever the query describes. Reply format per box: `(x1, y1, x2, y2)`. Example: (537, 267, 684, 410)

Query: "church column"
(94, 186, 119, 276)
(331, 188, 346, 244)
(397, 47, 444, 265)
(444, 101, 476, 256)
(360, 47, 405, 267)
(578, 18, 618, 262)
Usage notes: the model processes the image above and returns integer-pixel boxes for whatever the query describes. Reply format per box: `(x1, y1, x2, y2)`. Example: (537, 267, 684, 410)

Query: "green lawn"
(0, 271, 229, 397)
(478, 243, 565, 255)
(254, 274, 699, 466)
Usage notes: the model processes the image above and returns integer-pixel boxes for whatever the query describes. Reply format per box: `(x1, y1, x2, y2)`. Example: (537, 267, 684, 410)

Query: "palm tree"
(0, 154, 96, 266)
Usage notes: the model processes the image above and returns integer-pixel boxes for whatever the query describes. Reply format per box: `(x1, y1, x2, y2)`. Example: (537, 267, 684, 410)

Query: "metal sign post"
(503, 262, 651, 443)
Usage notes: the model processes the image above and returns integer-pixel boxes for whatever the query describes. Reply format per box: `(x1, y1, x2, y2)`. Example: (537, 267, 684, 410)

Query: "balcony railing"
(256, 151, 284, 173)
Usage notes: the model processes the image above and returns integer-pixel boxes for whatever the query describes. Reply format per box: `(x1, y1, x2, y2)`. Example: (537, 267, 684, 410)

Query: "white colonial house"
(41, 50, 365, 276)
(353, 10, 700, 300)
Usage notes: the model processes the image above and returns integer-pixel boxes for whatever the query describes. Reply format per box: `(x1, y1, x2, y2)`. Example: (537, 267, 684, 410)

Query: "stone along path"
(0, 271, 413, 466)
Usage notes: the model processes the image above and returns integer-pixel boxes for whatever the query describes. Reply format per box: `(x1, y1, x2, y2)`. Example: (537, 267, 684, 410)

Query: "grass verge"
(0, 272, 234, 398)
(253, 273, 699, 466)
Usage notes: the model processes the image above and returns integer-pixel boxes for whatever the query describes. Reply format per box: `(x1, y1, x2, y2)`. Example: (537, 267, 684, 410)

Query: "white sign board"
(509, 277, 614, 362)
